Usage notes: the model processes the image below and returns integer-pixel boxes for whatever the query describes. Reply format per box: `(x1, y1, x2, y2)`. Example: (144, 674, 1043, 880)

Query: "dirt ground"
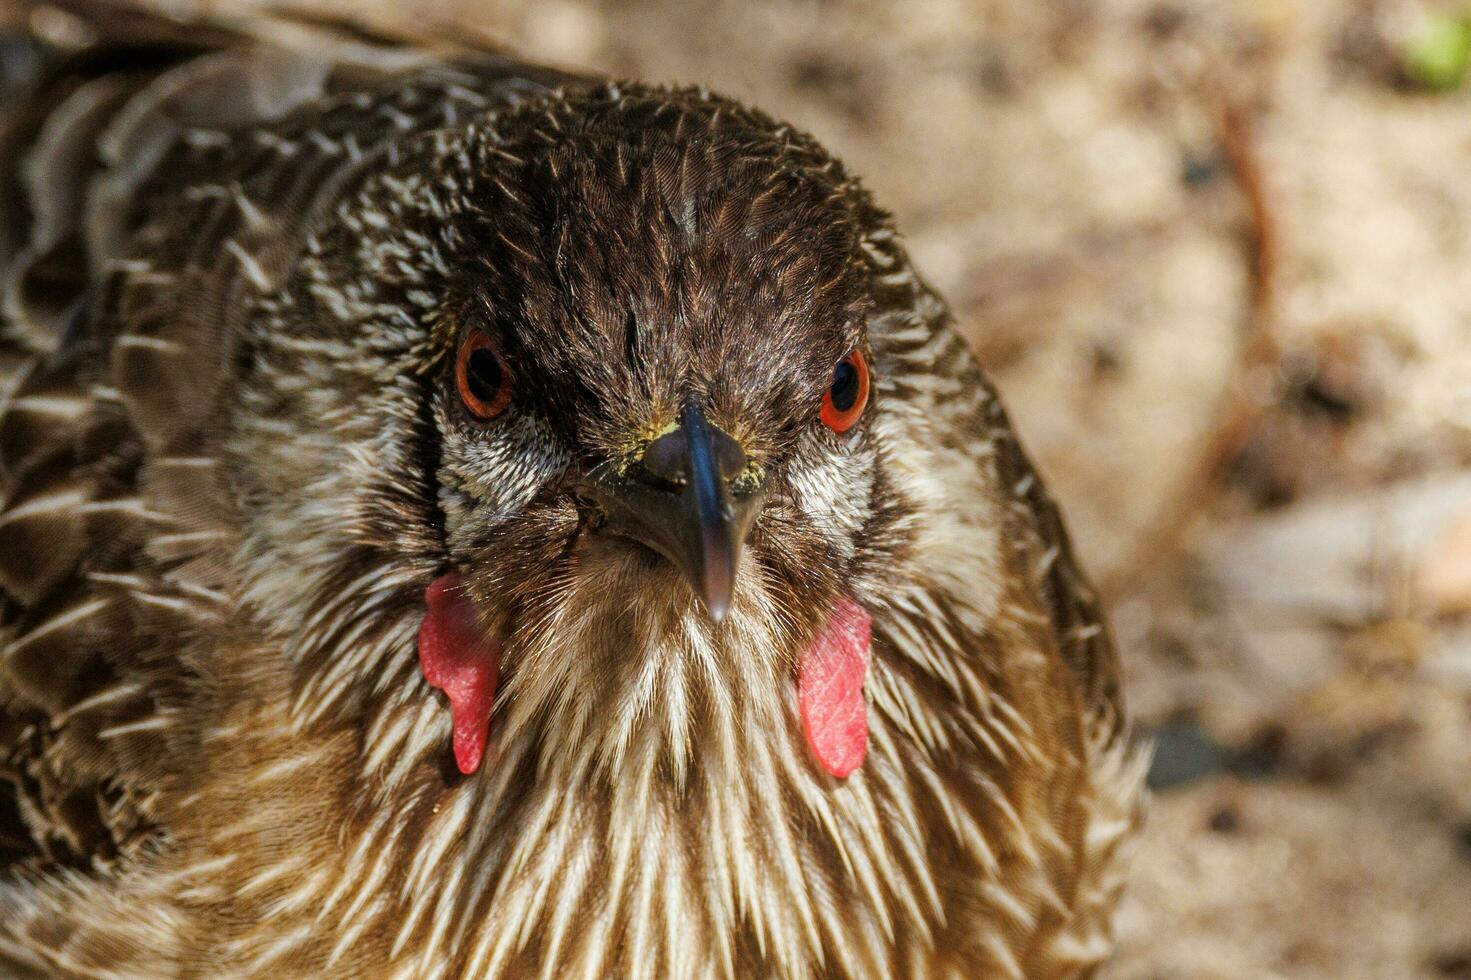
(64, 0, 1471, 974)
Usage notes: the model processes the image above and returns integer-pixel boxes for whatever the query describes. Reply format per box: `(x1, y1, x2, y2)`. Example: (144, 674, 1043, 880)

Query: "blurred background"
(32, 0, 1471, 975)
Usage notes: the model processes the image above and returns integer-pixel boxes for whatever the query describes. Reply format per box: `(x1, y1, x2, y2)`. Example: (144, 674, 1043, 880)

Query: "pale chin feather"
(456, 538, 802, 780)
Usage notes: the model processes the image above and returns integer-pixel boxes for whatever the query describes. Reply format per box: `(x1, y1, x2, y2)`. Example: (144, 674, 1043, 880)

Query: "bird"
(0, 3, 1145, 977)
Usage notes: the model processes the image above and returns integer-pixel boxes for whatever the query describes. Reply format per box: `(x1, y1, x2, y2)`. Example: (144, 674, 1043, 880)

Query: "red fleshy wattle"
(798, 596, 872, 778)
(418, 573, 502, 775)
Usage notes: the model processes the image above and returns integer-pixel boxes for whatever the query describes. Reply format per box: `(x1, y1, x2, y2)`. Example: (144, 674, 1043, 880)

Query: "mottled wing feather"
(0, 3, 574, 876)
(0, 16, 239, 875)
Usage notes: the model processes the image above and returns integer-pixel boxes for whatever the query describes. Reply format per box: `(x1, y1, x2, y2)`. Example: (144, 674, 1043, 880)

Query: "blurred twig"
(1103, 86, 1283, 596)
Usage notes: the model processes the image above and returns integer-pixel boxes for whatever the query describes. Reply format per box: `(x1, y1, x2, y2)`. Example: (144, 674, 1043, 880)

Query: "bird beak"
(584, 402, 764, 621)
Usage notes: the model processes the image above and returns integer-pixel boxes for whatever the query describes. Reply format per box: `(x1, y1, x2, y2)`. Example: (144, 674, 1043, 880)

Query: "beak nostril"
(634, 414, 747, 490)
(639, 428, 689, 488)
(713, 438, 748, 483)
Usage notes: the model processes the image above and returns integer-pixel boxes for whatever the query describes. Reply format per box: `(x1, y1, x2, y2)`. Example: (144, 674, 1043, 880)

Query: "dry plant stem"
(1102, 93, 1283, 598)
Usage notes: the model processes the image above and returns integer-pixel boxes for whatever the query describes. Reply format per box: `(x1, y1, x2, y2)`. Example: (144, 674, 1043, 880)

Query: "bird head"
(235, 82, 929, 784)
(435, 87, 877, 625)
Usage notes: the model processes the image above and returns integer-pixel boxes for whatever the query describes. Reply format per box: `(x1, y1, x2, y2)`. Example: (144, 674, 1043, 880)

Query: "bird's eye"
(455, 330, 513, 420)
(820, 350, 870, 434)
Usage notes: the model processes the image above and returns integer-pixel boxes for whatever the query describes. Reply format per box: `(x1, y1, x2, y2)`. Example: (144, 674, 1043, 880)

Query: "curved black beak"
(584, 403, 764, 621)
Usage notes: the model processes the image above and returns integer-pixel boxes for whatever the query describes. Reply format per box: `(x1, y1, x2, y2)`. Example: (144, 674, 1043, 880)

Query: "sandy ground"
(35, 0, 1471, 974)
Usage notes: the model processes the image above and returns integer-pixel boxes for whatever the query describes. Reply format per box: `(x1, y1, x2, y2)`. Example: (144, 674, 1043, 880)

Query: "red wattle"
(798, 596, 872, 778)
(417, 573, 502, 775)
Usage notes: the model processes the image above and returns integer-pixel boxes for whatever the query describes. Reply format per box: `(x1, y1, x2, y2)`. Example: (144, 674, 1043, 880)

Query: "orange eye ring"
(455, 330, 513, 420)
(820, 350, 870, 433)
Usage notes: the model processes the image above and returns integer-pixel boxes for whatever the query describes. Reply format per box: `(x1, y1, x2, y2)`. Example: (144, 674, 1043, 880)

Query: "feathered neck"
(255, 539, 1044, 978)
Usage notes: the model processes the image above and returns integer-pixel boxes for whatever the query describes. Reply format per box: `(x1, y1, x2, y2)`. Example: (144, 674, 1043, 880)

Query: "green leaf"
(1403, 12, 1471, 91)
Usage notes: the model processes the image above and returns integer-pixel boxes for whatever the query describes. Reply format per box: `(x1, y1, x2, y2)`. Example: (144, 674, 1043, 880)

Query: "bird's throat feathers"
(417, 570, 873, 780)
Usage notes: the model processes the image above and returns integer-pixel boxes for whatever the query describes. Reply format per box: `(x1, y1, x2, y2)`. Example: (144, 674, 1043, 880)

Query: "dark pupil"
(829, 358, 860, 412)
(466, 348, 502, 401)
